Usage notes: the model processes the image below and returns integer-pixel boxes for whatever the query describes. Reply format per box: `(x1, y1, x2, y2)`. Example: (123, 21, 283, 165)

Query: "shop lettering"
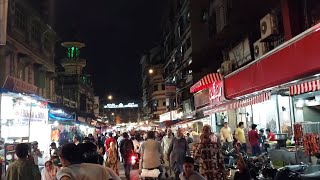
(14, 108, 48, 123)
(209, 82, 223, 104)
(104, 103, 139, 109)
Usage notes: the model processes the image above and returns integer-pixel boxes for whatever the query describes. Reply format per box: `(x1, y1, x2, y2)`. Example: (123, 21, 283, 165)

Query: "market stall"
(0, 91, 50, 169)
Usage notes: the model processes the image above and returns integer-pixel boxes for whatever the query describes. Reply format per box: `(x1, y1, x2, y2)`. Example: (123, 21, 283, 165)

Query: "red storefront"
(190, 23, 320, 134)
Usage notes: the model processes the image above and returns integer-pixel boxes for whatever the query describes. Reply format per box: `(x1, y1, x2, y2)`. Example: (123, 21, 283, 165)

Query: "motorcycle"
(131, 152, 139, 169)
(275, 163, 320, 180)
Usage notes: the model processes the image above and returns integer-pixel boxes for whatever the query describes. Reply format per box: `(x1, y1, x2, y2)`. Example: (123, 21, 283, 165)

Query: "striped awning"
(289, 79, 320, 96)
(190, 73, 223, 93)
(227, 92, 271, 109)
(203, 92, 271, 115)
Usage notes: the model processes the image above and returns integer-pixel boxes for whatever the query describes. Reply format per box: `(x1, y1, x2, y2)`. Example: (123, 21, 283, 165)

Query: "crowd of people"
(5, 121, 275, 180)
(6, 133, 121, 180)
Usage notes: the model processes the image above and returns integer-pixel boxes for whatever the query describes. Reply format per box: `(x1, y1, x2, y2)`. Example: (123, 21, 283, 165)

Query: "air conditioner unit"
(260, 13, 278, 40)
(253, 39, 269, 59)
(221, 60, 232, 75)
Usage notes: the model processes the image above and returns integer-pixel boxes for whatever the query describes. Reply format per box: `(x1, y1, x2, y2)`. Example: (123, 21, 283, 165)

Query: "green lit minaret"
(60, 42, 86, 75)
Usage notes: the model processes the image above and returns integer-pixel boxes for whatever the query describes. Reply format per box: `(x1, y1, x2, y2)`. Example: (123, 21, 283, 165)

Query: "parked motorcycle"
(275, 163, 320, 180)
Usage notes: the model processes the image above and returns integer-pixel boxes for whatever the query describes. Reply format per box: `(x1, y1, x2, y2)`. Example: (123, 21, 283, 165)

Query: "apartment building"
(0, 0, 57, 100)
(140, 46, 167, 121)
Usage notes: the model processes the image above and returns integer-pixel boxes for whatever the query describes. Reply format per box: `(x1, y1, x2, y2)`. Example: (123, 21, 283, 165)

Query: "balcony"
(151, 90, 166, 100)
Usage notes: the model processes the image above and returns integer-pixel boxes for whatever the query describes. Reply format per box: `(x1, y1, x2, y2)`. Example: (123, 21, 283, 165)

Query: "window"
(187, 11, 191, 22)
(31, 21, 42, 41)
(163, 101, 166, 106)
(67, 47, 80, 58)
(201, 9, 209, 22)
(162, 84, 165, 90)
(14, 8, 27, 31)
(154, 84, 158, 91)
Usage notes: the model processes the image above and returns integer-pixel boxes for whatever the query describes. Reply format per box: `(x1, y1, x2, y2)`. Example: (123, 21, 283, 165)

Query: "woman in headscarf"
(107, 141, 119, 175)
(202, 124, 219, 143)
(41, 160, 58, 180)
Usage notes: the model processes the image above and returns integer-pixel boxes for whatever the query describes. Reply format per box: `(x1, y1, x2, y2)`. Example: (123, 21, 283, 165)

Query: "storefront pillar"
(275, 95, 281, 133)
(227, 109, 237, 130)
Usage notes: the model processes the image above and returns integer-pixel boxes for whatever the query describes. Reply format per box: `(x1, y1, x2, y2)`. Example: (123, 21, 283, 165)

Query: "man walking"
(140, 131, 163, 179)
(119, 132, 134, 179)
(168, 128, 190, 180)
(161, 128, 173, 177)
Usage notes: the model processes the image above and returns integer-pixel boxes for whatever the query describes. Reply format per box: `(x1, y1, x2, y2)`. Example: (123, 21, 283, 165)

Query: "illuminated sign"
(160, 110, 183, 122)
(104, 103, 139, 109)
(209, 81, 226, 105)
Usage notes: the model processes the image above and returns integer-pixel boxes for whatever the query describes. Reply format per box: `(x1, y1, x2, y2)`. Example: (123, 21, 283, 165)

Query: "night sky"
(54, 0, 165, 101)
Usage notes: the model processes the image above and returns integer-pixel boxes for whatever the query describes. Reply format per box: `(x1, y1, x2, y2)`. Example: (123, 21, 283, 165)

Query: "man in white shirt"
(57, 143, 120, 180)
(140, 131, 163, 179)
(220, 122, 233, 151)
(161, 128, 173, 177)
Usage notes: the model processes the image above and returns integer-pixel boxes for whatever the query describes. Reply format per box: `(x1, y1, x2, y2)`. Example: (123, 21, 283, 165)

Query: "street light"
(111, 112, 115, 116)
(107, 95, 113, 100)
(148, 69, 154, 74)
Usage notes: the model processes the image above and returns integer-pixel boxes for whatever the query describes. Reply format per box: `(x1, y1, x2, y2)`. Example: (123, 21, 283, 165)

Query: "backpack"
(122, 139, 133, 156)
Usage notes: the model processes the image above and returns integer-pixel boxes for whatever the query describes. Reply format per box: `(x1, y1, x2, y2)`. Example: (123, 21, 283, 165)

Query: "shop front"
(189, 23, 320, 138)
(0, 91, 50, 168)
(47, 103, 78, 146)
(222, 23, 320, 134)
(0, 91, 49, 143)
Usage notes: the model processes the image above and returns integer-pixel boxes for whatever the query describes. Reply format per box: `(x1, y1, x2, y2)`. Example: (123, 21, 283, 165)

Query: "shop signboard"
(209, 81, 226, 105)
(165, 83, 176, 96)
(194, 89, 210, 109)
(49, 108, 75, 121)
(159, 110, 183, 122)
(14, 107, 48, 124)
(104, 103, 139, 109)
(160, 112, 171, 122)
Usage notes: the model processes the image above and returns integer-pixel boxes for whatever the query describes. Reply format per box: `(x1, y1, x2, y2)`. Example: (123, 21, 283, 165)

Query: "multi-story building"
(140, 46, 167, 122)
(0, 0, 57, 100)
(162, 0, 216, 117)
(55, 42, 94, 114)
(186, 0, 320, 133)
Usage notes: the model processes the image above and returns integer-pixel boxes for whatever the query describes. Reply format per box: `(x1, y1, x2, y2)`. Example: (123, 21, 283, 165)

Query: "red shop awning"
(227, 92, 271, 109)
(289, 79, 320, 96)
(203, 92, 271, 116)
(190, 73, 223, 93)
(224, 23, 320, 99)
